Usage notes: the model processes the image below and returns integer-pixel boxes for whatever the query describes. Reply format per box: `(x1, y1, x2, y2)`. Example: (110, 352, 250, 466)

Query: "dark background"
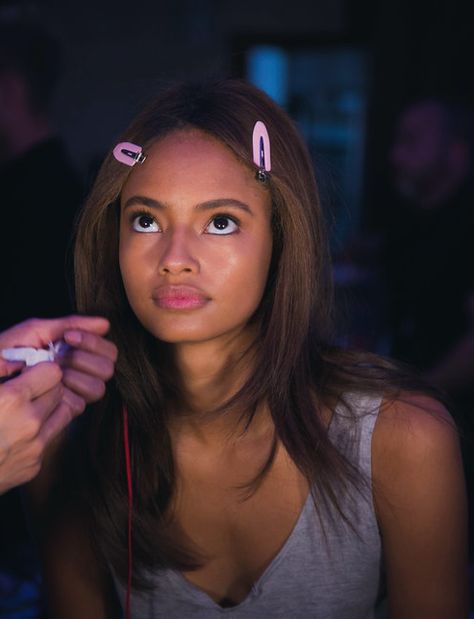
(9, 0, 471, 231)
(1, 0, 474, 615)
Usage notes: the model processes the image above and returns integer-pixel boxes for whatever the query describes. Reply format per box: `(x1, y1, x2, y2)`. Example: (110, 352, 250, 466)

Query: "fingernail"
(65, 330, 82, 345)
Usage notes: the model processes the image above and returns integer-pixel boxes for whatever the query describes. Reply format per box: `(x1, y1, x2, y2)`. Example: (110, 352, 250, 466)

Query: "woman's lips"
(152, 286, 209, 310)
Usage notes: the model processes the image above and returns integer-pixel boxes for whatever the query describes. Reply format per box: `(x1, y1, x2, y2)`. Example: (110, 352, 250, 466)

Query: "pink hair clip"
(252, 121, 271, 182)
(113, 142, 147, 167)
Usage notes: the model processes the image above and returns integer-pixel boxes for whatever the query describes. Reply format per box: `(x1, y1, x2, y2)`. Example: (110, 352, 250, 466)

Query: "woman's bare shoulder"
(371, 391, 462, 504)
(374, 392, 456, 461)
(369, 391, 464, 526)
(370, 396, 468, 616)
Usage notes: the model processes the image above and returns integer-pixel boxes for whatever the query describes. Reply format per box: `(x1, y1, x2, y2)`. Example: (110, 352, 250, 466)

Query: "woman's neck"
(168, 330, 267, 446)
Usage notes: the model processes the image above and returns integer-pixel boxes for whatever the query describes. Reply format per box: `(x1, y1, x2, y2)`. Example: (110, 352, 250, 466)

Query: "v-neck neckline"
(167, 405, 341, 611)
(169, 489, 314, 612)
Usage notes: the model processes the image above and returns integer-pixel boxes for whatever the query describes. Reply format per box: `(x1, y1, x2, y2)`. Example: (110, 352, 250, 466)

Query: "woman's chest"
(169, 442, 309, 605)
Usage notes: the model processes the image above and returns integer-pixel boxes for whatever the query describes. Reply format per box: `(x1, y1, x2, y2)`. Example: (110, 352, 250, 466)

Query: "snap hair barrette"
(113, 142, 147, 167)
(252, 121, 271, 182)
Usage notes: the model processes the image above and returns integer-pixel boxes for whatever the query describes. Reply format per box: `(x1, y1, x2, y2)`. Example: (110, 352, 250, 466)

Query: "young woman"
(40, 80, 468, 618)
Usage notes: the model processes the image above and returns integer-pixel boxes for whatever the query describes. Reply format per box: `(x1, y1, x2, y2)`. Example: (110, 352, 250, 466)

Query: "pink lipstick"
(152, 286, 209, 310)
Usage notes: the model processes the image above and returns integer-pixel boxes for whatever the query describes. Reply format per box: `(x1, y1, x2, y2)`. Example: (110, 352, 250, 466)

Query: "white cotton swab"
(0, 341, 70, 367)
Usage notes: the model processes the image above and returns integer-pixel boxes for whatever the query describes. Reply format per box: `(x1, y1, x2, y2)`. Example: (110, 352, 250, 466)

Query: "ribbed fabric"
(113, 394, 387, 618)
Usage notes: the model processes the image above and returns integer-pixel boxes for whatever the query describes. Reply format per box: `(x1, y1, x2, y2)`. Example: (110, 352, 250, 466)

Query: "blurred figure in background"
(385, 97, 474, 556)
(0, 16, 83, 617)
(386, 98, 474, 375)
(0, 18, 83, 330)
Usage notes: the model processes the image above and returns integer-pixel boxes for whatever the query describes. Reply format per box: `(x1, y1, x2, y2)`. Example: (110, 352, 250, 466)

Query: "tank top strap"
(328, 392, 383, 480)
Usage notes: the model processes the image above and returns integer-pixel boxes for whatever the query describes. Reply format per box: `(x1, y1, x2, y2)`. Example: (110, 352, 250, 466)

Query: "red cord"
(123, 405, 133, 619)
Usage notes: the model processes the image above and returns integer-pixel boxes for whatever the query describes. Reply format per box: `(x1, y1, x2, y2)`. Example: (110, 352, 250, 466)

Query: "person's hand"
(0, 316, 117, 492)
(0, 314, 118, 403)
(0, 362, 63, 492)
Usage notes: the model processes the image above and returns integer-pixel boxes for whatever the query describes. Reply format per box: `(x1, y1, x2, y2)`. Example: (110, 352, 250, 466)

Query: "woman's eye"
(205, 216, 239, 235)
(131, 214, 160, 233)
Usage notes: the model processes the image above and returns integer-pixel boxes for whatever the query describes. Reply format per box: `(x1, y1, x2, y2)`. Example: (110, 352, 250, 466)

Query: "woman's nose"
(158, 227, 199, 275)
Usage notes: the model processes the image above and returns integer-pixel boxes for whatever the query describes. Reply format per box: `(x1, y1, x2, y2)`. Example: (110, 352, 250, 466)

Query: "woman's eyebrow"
(123, 196, 164, 210)
(195, 198, 253, 215)
(123, 196, 253, 215)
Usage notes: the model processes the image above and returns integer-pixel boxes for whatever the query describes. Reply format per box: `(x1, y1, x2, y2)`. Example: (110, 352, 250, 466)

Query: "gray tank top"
(113, 394, 387, 618)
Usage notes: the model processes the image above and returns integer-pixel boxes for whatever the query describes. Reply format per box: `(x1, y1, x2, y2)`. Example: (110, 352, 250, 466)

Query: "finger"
(31, 382, 64, 426)
(39, 389, 86, 446)
(0, 316, 110, 349)
(0, 383, 63, 450)
(59, 348, 115, 382)
(0, 359, 24, 378)
(62, 368, 106, 404)
(47, 315, 111, 339)
(63, 330, 118, 363)
(6, 363, 62, 401)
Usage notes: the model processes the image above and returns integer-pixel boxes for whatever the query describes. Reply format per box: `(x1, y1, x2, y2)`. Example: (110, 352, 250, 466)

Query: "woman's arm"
(373, 394, 469, 618)
(40, 513, 121, 619)
(27, 436, 121, 619)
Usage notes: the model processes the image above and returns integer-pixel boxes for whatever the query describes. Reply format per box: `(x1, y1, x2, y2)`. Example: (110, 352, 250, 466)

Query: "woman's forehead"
(146, 129, 230, 161)
(121, 129, 265, 203)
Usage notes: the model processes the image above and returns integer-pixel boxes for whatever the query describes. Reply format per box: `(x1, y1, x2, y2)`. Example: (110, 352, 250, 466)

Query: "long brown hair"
(73, 79, 434, 587)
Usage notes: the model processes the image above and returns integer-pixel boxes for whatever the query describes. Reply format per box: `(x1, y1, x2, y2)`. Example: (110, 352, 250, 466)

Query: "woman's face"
(119, 129, 273, 346)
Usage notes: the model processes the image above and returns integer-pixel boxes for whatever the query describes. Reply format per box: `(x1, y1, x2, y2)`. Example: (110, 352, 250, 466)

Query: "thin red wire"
(123, 405, 133, 619)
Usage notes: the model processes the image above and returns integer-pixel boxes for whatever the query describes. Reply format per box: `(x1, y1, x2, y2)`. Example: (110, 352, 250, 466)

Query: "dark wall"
(42, 0, 344, 170)
(6, 0, 473, 218)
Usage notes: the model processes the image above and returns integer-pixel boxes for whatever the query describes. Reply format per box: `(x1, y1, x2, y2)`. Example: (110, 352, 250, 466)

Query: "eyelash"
(127, 210, 241, 234)
(205, 213, 240, 235)
(128, 209, 159, 232)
